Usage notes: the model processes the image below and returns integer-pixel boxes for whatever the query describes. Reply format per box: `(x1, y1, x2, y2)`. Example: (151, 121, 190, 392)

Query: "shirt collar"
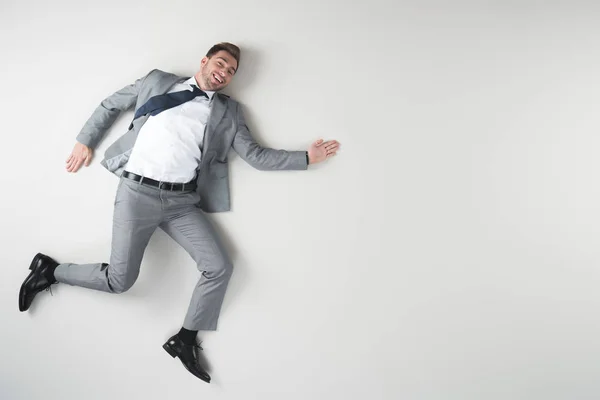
(184, 77, 215, 100)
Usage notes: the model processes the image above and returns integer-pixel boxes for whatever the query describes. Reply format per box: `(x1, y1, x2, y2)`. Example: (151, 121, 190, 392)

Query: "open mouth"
(212, 73, 224, 84)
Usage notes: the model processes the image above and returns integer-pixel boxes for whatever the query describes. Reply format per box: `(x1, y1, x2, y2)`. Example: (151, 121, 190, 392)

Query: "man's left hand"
(308, 139, 340, 164)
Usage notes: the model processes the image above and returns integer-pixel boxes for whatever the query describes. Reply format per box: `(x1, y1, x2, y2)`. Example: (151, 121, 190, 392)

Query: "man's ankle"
(45, 264, 58, 284)
(177, 327, 198, 345)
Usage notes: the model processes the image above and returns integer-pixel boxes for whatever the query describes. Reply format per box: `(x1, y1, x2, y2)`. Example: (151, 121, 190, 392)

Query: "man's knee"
(223, 261, 234, 277)
(205, 259, 233, 279)
(109, 279, 135, 294)
(104, 265, 137, 294)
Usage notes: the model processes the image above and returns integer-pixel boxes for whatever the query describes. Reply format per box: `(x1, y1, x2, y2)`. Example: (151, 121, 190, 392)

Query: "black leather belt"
(122, 171, 197, 192)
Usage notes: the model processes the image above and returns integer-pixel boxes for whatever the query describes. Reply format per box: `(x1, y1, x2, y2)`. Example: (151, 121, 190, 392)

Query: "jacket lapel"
(155, 75, 187, 99)
(202, 93, 227, 150)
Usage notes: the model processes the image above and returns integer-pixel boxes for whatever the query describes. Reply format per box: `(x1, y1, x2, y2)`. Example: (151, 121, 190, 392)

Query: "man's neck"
(193, 75, 213, 92)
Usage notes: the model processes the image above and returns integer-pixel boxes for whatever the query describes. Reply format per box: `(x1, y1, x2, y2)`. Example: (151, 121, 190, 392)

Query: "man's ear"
(200, 56, 209, 67)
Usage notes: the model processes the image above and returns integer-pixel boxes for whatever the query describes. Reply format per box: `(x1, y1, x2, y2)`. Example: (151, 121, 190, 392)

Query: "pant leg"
(54, 178, 163, 293)
(160, 204, 233, 331)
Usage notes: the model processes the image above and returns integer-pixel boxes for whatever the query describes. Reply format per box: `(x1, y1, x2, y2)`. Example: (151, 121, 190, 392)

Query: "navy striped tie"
(129, 86, 208, 129)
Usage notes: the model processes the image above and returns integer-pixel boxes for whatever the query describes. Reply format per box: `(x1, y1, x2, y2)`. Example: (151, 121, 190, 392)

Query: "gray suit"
(78, 69, 308, 212)
(54, 69, 307, 330)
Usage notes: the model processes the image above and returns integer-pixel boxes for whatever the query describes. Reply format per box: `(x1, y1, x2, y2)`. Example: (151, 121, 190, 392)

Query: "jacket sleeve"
(75, 70, 154, 149)
(231, 103, 308, 171)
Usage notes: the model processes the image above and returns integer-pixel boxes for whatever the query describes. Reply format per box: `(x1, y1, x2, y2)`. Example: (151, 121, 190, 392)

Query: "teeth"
(213, 74, 223, 83)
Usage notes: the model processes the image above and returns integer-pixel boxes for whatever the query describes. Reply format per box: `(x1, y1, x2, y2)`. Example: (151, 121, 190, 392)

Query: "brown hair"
(207, 42, 240, 70)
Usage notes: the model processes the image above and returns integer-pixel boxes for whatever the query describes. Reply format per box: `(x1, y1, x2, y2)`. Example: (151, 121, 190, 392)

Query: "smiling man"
(18, 42, 340, 382)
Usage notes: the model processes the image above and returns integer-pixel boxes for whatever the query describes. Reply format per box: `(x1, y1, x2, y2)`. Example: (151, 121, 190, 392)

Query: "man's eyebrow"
(217, 56, 237, 73)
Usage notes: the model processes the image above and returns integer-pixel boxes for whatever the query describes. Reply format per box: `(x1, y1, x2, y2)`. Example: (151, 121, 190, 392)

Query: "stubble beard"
(203, 70, 222, 92)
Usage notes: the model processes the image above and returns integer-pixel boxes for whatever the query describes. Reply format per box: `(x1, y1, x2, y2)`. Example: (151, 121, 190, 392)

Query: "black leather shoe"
(163, 334, 211, 383)
(19, 253, 58, 312)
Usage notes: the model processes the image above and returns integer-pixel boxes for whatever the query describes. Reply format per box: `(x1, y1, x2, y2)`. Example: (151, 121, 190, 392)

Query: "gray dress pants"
(54, 176, 233, 331)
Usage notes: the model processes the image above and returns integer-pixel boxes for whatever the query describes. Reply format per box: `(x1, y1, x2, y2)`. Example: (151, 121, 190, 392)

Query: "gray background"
(1, 0, 600, 399)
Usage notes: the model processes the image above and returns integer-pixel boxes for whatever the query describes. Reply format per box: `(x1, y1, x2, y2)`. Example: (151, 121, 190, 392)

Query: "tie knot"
(192, 86, 208, 99)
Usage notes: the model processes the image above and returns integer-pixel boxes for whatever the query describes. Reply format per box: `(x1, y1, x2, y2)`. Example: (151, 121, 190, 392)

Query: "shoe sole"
(18, 253, 43, 312)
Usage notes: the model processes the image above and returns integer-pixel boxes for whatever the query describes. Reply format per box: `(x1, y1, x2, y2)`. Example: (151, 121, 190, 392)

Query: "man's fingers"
(66, 157, 75, 171)
(315, 139, 325, 146)
(73, 158, 83, 172)
(84, 153, 91, 166)
(322, 141, 339, 150)
(66, 154, 73, 164)
(67, 156, 83, 172)
(325, 146, 340, 156)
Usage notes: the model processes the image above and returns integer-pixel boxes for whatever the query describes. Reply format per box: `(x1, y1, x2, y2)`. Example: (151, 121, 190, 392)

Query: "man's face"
(195, 50, 238, 91)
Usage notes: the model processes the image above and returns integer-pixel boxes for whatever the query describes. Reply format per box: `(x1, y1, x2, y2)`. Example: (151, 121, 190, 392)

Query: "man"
(18, 42, 340, 382)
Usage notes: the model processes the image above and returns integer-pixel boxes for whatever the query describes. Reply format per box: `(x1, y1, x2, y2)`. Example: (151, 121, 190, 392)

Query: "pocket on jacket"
(209, 160, 228, 178)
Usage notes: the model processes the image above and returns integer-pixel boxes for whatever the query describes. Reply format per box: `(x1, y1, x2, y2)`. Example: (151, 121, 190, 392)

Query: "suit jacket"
(76, 69, 308, 213)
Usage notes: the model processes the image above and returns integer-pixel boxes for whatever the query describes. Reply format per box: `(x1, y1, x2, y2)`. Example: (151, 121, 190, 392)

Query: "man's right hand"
(66, 142, 93, 173)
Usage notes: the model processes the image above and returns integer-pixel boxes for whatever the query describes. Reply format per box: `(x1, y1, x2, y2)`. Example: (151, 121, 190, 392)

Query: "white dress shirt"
(125, 77, 215, 183)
